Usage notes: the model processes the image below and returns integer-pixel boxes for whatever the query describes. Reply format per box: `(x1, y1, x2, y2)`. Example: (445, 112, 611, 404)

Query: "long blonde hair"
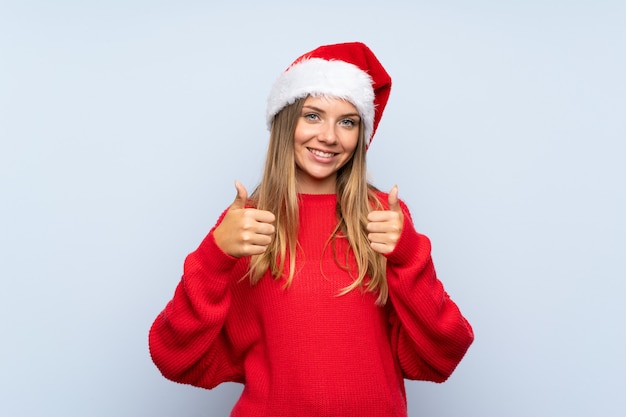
(249, 97, 389, 305)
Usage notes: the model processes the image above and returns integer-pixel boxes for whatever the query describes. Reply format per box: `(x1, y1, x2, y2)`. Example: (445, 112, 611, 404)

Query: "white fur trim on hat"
(266, 58, 376, 144)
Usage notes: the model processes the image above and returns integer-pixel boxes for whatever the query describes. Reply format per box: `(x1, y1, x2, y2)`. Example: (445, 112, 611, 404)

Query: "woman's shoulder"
(371, 190, 387, 205)
(369, 186, 391, 210)
(369, 186, 411, 213)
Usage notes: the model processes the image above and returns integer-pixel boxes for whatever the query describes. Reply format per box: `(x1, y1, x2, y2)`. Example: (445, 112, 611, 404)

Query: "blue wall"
(1, 1, 624, 416)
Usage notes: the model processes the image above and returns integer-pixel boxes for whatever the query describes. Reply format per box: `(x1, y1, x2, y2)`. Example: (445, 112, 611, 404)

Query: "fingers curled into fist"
(213, 181, 276, 258)
(366, 185, 404, 254)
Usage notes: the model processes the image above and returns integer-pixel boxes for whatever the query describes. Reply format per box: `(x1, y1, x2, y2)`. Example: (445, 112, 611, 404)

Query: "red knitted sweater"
(149, 193, 473, 417)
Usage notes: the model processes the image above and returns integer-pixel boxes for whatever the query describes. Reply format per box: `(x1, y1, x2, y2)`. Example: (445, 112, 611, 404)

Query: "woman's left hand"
(367, 185, 404, 254)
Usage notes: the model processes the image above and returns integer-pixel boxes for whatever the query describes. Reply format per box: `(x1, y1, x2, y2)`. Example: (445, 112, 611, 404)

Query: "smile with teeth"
(308, 148, 336, 158)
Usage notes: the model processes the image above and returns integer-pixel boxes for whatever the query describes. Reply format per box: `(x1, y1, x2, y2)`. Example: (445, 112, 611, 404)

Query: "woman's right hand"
(213, 181, 276, 258)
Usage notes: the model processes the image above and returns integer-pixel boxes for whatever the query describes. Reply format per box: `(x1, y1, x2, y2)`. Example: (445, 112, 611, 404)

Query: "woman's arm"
(385, 201, 474, 382)
(148, 217, 248, 389)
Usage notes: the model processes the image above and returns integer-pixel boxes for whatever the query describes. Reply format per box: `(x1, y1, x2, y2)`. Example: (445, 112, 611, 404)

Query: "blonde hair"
(249, 97, 388, 305)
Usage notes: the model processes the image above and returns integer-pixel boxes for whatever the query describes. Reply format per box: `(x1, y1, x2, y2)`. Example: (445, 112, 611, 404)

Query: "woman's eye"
(340, 119, 356, 127)
(304, 113, 319, 120)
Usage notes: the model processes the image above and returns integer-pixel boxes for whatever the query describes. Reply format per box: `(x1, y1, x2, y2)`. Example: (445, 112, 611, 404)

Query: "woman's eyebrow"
(302, 105, 325, 113)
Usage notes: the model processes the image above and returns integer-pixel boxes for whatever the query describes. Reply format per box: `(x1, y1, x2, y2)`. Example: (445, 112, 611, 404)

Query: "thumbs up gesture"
(213, 181, 276, 258)
(366, 185, 405, 254)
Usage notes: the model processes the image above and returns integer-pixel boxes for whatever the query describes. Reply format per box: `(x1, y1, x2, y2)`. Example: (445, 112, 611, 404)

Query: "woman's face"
(293, 96, 360, 194)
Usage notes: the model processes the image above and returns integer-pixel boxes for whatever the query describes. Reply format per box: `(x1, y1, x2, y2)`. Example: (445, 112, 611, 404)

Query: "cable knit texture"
(149, 192, 473, 417)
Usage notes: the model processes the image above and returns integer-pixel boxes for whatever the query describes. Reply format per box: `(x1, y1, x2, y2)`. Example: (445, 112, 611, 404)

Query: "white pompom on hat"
(266, 42, 392, 148)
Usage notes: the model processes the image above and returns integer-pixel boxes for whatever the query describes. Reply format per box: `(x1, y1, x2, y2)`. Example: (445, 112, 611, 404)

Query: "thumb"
(231, 180, 248, 209)
(388, 185, 401, 212)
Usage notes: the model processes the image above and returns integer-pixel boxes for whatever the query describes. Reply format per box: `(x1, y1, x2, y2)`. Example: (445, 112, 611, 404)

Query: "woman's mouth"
(308, 148, 336, 158)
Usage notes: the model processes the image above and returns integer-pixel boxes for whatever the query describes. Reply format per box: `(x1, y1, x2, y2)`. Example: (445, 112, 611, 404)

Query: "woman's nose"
(318, 123, 337, 144)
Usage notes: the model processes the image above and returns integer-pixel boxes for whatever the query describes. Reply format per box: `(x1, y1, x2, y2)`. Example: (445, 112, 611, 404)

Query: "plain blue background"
(1, 1, 624, 416)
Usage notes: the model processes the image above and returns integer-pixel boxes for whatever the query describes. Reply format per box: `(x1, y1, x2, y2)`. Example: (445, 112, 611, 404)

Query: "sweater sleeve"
(148, 211, 248, 389)
(385, 200, 474, 383)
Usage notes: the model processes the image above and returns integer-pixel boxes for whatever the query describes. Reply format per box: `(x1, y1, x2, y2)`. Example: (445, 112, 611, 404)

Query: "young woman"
(149, 42, 474, 417)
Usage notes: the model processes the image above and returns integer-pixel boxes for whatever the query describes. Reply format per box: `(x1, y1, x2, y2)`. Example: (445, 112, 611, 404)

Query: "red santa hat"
(266, 42, 392, 148)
